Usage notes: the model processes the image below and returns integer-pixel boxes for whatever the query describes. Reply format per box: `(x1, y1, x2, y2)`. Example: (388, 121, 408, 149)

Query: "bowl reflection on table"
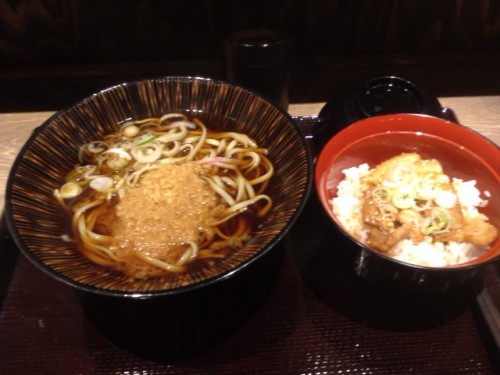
(315, 113, 500, 293)
(5, 76, 313, 298)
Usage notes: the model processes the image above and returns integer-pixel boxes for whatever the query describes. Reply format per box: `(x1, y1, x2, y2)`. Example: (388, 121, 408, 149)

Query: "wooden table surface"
(1, 96, 499, 213)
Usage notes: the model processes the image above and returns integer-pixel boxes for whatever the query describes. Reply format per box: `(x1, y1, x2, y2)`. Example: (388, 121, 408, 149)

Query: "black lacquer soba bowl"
(315, 113, 499, 293)
(5, 76, 313, 298)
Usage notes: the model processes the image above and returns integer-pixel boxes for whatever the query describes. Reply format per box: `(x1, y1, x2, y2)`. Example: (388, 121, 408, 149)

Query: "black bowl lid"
(314, 75, 448, 153)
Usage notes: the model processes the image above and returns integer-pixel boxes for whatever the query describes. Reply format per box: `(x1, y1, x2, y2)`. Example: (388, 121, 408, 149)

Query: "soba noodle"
(54, 113, 274, 279)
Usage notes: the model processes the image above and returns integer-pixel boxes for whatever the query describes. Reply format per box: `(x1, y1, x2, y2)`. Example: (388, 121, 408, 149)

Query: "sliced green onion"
(413, 199, 432, 211)
(106, 157, 129, 170)
(383, 162, 416, 188)
(372, 186, 391, 203)
(131, 142, 163, 163)
(122, 124, 140, 138)
(86, 141, 107, 153)
(424, 225, 436, 235)
(102, 148, 132, 170)
(102, 148, 132, 160)
(424, 208, 451, 235)
(59, 182, 82, 199)
(89, 176, 114, 192)
(392, 186, 415, 209)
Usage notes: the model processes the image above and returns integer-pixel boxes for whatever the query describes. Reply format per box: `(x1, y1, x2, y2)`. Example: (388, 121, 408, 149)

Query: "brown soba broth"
(54, 113, 274, 279)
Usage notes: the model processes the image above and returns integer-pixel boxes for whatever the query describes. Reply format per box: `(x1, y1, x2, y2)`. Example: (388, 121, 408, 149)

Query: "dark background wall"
(1, 0, 500, 110)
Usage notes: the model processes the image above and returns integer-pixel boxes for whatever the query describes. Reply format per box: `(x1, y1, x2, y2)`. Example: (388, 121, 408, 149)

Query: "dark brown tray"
(1, 117, 499, 374)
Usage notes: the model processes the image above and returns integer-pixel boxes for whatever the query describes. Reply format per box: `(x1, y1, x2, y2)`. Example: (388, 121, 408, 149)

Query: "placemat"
(0, 116, 498, 374)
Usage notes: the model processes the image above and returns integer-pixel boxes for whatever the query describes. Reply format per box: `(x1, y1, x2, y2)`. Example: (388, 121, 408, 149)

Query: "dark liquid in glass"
(225, 29, 292, 109)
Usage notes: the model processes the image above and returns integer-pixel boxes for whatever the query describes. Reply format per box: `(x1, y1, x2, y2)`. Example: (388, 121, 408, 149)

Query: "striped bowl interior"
(5, 76, 313, 298)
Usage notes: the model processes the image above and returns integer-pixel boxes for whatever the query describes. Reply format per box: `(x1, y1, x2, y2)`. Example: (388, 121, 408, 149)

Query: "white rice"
(332, 164, 371, 243)
(331, 165, 490, 267)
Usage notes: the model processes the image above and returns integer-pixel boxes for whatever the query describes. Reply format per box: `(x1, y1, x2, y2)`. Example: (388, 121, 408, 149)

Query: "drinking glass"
(222, 1, 296, 110)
